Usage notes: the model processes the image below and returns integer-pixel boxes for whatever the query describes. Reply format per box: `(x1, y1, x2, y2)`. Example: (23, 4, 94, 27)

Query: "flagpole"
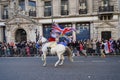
(51, 0, 53, 24)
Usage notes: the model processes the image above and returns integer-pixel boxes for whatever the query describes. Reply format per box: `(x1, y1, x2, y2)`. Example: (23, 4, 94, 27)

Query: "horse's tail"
(65, 46, 73, 62)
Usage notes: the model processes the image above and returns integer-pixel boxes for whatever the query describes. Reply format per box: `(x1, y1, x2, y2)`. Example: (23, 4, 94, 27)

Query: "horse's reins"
(42, 41, 48, 45)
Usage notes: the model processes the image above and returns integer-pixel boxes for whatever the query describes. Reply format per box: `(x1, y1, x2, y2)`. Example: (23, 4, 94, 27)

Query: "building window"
(2, 5, 8, 19)
(99, 0, 114, 12)
(44, 1, 52, 17)
(19, 0, 25, 10)
(28, 0, 36, 17)
(43, 24, 52, 39)
(61, 0, 69, 15)
(101, 31, 111, 40)
(76, 23, 90, 40)
(101, 0, 109, 6)
(98, 14, 113, 20)
(79, 0, 87, 14)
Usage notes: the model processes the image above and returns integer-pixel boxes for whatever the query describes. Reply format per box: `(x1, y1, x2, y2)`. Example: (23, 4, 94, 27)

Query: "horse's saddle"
(49, 42, 57, 48)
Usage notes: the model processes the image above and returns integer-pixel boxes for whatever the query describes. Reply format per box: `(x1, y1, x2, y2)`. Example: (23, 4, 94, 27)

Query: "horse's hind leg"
(55, 54, 61, 67)
(59, 55, 64, 66)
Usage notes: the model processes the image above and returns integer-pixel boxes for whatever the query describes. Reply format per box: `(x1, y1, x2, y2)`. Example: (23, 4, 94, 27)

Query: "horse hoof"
(59, 63, 63, 66)
(54, 64, 58, 67)
(71, 59, 74, 62)
(43, 64, 46, 67)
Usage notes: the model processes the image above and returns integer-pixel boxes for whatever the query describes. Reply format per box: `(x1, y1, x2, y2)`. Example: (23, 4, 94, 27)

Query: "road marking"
(73, 61, 85, 62)
(92, 60, 106, 63)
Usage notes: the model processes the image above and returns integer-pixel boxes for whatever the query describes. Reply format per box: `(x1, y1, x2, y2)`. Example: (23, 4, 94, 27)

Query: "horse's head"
(38, 36, 48, 45)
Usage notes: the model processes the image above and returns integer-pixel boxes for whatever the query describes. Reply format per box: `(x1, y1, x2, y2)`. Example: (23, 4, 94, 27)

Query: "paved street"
(0, 56, 120, 80)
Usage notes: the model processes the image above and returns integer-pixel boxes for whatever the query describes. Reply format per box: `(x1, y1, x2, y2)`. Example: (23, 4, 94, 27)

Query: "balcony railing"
(2, 15, 8, 19)
(79, 9, 87, 14)
(61, 10, 69, 15)
(99, 6, 114, 12)
(29, 11, 36, 17)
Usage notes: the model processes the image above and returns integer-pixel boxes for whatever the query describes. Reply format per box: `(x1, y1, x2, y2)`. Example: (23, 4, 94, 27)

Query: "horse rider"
(48, 29, 59, 48)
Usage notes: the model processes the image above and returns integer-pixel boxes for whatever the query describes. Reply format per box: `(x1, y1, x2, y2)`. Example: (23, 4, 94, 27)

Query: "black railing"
(99, 6, 114, 12)
(61, 10, 69, 15)
(79, 9, 87, 14)
(2, 15, 8, 19)
(29, 11, 36, 17)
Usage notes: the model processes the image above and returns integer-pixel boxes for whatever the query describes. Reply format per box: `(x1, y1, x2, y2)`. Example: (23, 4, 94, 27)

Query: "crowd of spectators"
(67, 38, 120, 57)
(0, 41, 42, 57)
(0, 38, 120, 57)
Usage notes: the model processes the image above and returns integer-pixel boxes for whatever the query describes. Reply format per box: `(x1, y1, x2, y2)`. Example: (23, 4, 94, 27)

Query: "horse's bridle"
(39, 36, 48, 45)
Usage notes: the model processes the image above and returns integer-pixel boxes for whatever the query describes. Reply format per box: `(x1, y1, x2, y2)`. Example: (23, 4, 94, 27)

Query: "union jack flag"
(61, 27, 76, 35)
(52, 23, 76, 35)
(52, 23, 62, 33)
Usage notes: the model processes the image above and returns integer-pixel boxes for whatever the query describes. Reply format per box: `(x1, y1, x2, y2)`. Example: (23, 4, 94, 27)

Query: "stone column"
(87, 0, 93, 14)
(38, 0, 44, 17)
(76, 0, 79, 15)
(69, 0, 77, 15)
(90, 22, 94, 39)
(0, 27, 3, 42)
(25, 0, 29, 15)
(31, 29, 36, 42)
(119, 0, 120, 12)
(0, 5, 2, 19)
(53, 0, 60, 17)
(6, 29, 11, 43)
(72, 23, 76, 41)
(38, 24, 43, 36)
(118, 0, 120, 38)
(8, 1, 14, 18)
(36, 0, 40, 17)
(118, 17, 120, 38)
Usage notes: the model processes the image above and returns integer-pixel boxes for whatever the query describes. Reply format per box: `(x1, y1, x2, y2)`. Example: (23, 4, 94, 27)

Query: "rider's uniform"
(48, 30, 69, 47)
(48, 33, 56, 42)
(48, 31, 58, 47)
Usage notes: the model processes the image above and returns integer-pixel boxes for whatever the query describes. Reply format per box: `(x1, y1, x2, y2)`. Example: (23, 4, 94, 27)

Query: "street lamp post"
(3, 26, 6, 42)
(35, 29, 40, 57)
(51, 0, 54, 24)
(35, 29, 38, 42)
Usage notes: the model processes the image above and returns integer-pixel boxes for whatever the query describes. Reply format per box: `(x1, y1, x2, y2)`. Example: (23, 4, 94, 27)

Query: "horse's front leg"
(42, 53, 47, 67)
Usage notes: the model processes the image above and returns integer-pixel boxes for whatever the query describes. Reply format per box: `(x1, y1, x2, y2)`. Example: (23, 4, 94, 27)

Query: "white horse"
(39, 36, 73, 67)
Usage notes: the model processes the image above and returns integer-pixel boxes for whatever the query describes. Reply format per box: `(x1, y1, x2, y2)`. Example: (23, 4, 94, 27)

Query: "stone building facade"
(0, 0, 120, 43)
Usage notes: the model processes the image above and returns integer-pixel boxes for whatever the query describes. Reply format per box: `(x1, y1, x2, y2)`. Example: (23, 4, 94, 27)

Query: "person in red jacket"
(48, 29, 57, 42)
(79, 42, 87, 57)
